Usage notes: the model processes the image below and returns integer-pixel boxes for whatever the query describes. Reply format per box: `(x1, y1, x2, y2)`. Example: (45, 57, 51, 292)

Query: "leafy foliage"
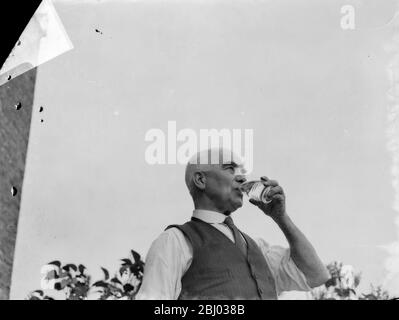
(311, 261, 392, 300)
(28, 253, 394, 300)
(27, 250, 144, 300)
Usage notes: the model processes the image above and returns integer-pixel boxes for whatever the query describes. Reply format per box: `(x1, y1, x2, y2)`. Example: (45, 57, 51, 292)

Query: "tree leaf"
(119, 265, 129, 276)
(324, 277, 336, 288)
(131, 250, 141, 263)
(62, 264, 77, 273)
(123, 284, 134, 292)
(101, 267, 109, 280)
(111, 277, 122, 285)
(121, 258, 132, 265)
(54, 282, 63, 290)
(65, 264, 77, 272)
(78, 264, 86, 274)
(48, 260, 61, 267)
(93, 281, 109, 288)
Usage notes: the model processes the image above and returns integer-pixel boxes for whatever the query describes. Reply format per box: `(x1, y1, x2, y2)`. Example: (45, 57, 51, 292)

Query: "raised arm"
(272, 214, 330, 287)
(249, 176, 330, 288)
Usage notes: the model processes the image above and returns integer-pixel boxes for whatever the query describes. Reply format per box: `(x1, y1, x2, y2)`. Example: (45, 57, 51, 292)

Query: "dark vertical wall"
(0, 67, 37, 300)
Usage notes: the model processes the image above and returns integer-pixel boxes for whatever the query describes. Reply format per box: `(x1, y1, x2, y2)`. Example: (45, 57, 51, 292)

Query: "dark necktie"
(224, 216, 247, 257)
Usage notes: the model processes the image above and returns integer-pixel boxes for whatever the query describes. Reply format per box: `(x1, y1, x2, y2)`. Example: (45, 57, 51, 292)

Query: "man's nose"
(235, 175, 247, 184)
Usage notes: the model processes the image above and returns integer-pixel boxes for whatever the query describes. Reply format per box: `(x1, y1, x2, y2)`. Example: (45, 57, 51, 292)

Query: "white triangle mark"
(0, 0, 73, 86)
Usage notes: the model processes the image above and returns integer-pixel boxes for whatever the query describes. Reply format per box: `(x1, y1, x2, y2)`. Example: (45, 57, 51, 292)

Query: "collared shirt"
(135, 209, 311, 300)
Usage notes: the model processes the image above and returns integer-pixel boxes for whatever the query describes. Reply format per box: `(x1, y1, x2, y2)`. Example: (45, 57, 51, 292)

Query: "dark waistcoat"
(165, 217, 278, 300)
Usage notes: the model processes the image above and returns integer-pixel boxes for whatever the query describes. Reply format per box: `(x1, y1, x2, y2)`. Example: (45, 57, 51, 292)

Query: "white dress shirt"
(135, 209, 311, 300)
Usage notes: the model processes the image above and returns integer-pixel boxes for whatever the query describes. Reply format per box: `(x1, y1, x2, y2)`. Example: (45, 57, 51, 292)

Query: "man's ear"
(193, 172, 206, 190)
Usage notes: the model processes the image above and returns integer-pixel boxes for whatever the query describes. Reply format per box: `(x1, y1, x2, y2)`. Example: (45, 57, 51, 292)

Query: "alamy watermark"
(144, 121, 254, 173)
(340, 5, 355, 30)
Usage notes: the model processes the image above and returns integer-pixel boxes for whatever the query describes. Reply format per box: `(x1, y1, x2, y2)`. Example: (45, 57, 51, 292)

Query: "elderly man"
(136, 148, 330, 300)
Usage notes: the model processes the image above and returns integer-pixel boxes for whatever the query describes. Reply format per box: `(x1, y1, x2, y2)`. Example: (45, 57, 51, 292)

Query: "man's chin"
(232, 197, 243, 210)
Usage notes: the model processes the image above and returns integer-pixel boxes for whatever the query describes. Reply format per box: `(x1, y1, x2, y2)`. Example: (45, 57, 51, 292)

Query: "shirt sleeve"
(135, 228, 192, 300)
(255, 238, 311, 295)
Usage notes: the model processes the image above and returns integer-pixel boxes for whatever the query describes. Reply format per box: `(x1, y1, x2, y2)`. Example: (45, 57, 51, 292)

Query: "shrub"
(311, 261, 391, 300)
(27, 250, 144, 300)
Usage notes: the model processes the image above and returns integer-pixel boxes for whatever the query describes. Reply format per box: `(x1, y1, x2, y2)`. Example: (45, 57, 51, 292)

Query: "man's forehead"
(187, 148, 247, 173)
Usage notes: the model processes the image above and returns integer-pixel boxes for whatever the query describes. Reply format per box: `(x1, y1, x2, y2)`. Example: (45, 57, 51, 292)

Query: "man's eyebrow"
(222, 162, 239, 168)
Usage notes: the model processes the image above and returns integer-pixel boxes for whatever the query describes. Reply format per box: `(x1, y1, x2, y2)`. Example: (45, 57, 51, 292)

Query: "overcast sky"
(9, 0, 399, 299)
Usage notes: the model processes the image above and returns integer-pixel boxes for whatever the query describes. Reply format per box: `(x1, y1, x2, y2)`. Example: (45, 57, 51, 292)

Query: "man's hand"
(249, 177, 330, 288)
(249, 176, 286, 221)
(250, 177, 330, 288)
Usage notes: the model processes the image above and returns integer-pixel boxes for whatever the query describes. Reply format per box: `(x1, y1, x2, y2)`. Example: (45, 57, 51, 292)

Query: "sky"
(8, 0, 399, 299)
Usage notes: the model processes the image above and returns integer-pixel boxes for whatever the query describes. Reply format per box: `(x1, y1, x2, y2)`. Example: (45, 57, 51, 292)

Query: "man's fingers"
(268, 186, 284, 197)
(262, 179, 279, 187)
(249, 181, 284, 205)
(271, 194, 284, 202)
(260, 176, 269, 181)
(249, 198, 260, 206)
